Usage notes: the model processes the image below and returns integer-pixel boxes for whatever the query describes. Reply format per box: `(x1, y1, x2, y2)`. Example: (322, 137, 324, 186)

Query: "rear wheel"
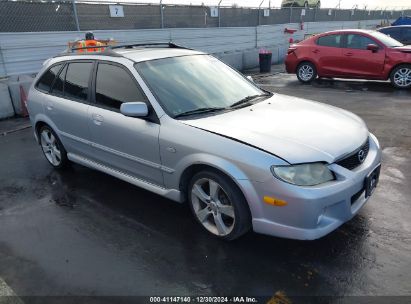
(188, 170, 251, 241)
(390, 65, 411, 89)
(39, 125, 68, 169)
(296, 62, 317, 83)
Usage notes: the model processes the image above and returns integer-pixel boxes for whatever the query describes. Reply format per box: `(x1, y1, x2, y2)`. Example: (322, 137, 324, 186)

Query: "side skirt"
(67, 153, 182, 203)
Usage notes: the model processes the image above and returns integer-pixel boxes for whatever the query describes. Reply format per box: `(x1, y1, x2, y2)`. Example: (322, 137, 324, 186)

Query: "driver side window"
(346, 34, 376, 50)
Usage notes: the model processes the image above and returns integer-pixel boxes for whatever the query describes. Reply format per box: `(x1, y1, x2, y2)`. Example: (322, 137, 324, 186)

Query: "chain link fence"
(0, 0, 410, 32)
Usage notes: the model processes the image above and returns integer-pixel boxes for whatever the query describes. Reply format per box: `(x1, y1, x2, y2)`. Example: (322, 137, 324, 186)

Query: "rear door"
(339, 34, 386, 78)
(88, 61, 163, 186)
(312, 34, 344, 76)
(44, 61, 94, 157)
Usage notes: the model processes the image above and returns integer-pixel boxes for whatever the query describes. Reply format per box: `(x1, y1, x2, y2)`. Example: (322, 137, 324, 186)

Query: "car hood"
(182, 94, 369, 164)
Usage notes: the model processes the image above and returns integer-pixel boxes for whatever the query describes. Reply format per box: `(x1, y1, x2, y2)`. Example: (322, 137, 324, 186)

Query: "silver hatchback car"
(28, 43, 382, 240)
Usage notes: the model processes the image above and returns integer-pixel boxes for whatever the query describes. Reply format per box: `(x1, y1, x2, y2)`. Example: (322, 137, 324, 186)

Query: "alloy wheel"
(191, 178, 235, 236)
(298, 64, 314, 82)
(393, 68, 411, 88)
(40, 129, 62, 166)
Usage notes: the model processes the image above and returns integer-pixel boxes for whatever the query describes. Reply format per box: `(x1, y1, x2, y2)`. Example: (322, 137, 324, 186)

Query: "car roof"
(319, 29, 376, 36)
(52, 46, 205, 65)
(378, 25, 411, 29)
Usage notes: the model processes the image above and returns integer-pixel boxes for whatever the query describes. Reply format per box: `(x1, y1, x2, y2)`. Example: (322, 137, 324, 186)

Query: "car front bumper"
(240, 133, 382, 240)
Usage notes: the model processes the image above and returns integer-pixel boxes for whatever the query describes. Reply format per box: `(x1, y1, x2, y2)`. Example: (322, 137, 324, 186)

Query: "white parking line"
(0, 277, 24, 304)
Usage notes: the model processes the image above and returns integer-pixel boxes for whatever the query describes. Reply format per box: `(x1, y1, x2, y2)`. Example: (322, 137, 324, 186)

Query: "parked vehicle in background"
(378, 26, 411, 46)
(285, 29, 411, 89)
(281, 0, 321, 8)
(28, 43, 381, 241)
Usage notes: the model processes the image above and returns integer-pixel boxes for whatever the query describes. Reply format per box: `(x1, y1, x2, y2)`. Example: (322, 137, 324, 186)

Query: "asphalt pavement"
(0, 71, 410, 303)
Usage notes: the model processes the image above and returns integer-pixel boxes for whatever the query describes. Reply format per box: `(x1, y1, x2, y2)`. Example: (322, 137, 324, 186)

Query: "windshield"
(371, 31, 404, 47)
(135, 55, 265, 118)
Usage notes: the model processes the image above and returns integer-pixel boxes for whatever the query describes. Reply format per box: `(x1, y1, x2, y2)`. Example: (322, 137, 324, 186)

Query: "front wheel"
(390, 65, 411, 89)
(188, 170, 251, 241)
(296, 62, 317, 83)
(39, 125, 68, 169)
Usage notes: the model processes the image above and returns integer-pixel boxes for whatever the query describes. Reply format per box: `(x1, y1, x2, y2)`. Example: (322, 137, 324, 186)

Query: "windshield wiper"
(229, 93, 270, 108)
(174, 107, 226, 118)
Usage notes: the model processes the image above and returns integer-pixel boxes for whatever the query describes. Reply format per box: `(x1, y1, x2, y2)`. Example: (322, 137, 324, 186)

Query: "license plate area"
(365, 164, 381, 198)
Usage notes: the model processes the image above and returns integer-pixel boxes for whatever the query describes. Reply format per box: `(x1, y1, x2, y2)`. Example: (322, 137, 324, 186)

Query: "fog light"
(263, 196, 288, 206)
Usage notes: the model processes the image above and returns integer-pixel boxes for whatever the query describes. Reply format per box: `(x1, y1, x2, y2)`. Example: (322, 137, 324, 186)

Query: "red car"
(285, 29, 411, 89)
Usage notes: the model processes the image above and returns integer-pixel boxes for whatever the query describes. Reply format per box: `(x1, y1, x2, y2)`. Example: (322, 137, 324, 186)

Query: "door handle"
(92, 113, 104, 125)
(344, 52, 354, 56)
(312, 49, 320, 54)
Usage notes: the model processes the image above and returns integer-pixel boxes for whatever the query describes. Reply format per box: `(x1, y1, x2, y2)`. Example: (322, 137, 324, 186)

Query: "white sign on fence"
(301, 9, 306, 16)
(264, 9, 270, 17)
(109, 5, 124, 18)
(210, 7, 219, 17)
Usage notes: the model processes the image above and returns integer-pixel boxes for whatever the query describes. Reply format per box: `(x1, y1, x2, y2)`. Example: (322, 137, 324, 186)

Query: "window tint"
(403, 28, 411, 41)
(64, 62, 93, 101)
(51, 64, 67, 96)
(36, 64, 63, 92)
(95, 63, 146, 110)
(317, 35, 341, 47)
(346, 34, 376, 50)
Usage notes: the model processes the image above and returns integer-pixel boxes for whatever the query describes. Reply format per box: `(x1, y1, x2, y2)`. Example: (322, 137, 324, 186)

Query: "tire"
(390, 64, 411, 89)
(39, 125, 68, 169)
(188, 170, 251, 241)
(296, 62, 317, 83)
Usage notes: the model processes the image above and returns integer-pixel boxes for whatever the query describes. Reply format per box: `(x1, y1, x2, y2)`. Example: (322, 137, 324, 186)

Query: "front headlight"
(271, 162, 334, 186)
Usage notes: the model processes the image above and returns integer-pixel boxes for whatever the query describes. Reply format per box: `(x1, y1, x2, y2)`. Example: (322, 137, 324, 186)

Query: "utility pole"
(160, 0, 164, 29)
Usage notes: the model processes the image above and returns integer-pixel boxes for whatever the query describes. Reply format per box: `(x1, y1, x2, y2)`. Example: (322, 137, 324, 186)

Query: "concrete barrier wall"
(0, 19, 388, 78)
(0, 18, 391, 119)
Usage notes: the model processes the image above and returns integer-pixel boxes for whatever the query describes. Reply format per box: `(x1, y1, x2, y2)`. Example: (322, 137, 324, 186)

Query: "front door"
(88, 61, 163, 186)
(339, 34, 386, 78)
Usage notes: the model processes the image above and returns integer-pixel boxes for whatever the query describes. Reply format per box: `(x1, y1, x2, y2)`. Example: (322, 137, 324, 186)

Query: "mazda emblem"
(358, 149, 365, 163)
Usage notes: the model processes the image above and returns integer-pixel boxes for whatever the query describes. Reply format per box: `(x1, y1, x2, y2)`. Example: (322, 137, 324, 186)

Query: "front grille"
(336, 138, 370, 170)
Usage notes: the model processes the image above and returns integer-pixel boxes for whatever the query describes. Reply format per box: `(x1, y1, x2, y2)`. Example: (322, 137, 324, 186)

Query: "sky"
(105, 0, 411, 9)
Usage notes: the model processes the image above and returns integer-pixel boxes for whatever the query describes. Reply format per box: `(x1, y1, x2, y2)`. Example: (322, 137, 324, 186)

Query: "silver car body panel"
(28, 48, 382, 240)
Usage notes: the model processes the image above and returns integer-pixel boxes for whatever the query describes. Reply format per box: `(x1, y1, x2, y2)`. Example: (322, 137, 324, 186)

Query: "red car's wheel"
(296, 62, 317, 83)
(390, 65, 411, 89)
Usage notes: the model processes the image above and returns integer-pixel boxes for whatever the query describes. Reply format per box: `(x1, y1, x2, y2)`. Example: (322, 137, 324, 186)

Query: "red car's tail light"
(287, 47, 297, 55)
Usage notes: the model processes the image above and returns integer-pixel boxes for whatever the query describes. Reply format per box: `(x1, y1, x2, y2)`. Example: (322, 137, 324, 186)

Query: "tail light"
(287, 47, 297, 55)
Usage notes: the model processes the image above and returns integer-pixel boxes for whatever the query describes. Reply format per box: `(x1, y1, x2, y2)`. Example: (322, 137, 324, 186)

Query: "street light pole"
(160, 0, 164, 29)
(258, 0, 265, 26)
(218, 0, 223, 28)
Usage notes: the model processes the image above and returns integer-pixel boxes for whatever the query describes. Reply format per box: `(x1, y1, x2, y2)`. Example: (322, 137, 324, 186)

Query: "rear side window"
(95, 63, 146, 110)
(346, 34, 376, 50)
(317, 34, 342, 48)
(64, 62, 93, 102)
(36, 64, 63, 92)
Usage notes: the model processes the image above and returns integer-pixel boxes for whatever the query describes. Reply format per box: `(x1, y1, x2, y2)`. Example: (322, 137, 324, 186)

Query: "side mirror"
(120, 102, 148, 118)
(247, 75, 254, 82)
(367, 44, 379, 52)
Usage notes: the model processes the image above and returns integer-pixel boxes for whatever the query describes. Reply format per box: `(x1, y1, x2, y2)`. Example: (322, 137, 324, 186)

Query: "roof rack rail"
(54, 45, 123, 58)
(111, 42, 191, 50)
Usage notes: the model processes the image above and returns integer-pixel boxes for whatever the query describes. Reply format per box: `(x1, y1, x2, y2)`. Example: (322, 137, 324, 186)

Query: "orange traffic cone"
(19, 85, 29, 117)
